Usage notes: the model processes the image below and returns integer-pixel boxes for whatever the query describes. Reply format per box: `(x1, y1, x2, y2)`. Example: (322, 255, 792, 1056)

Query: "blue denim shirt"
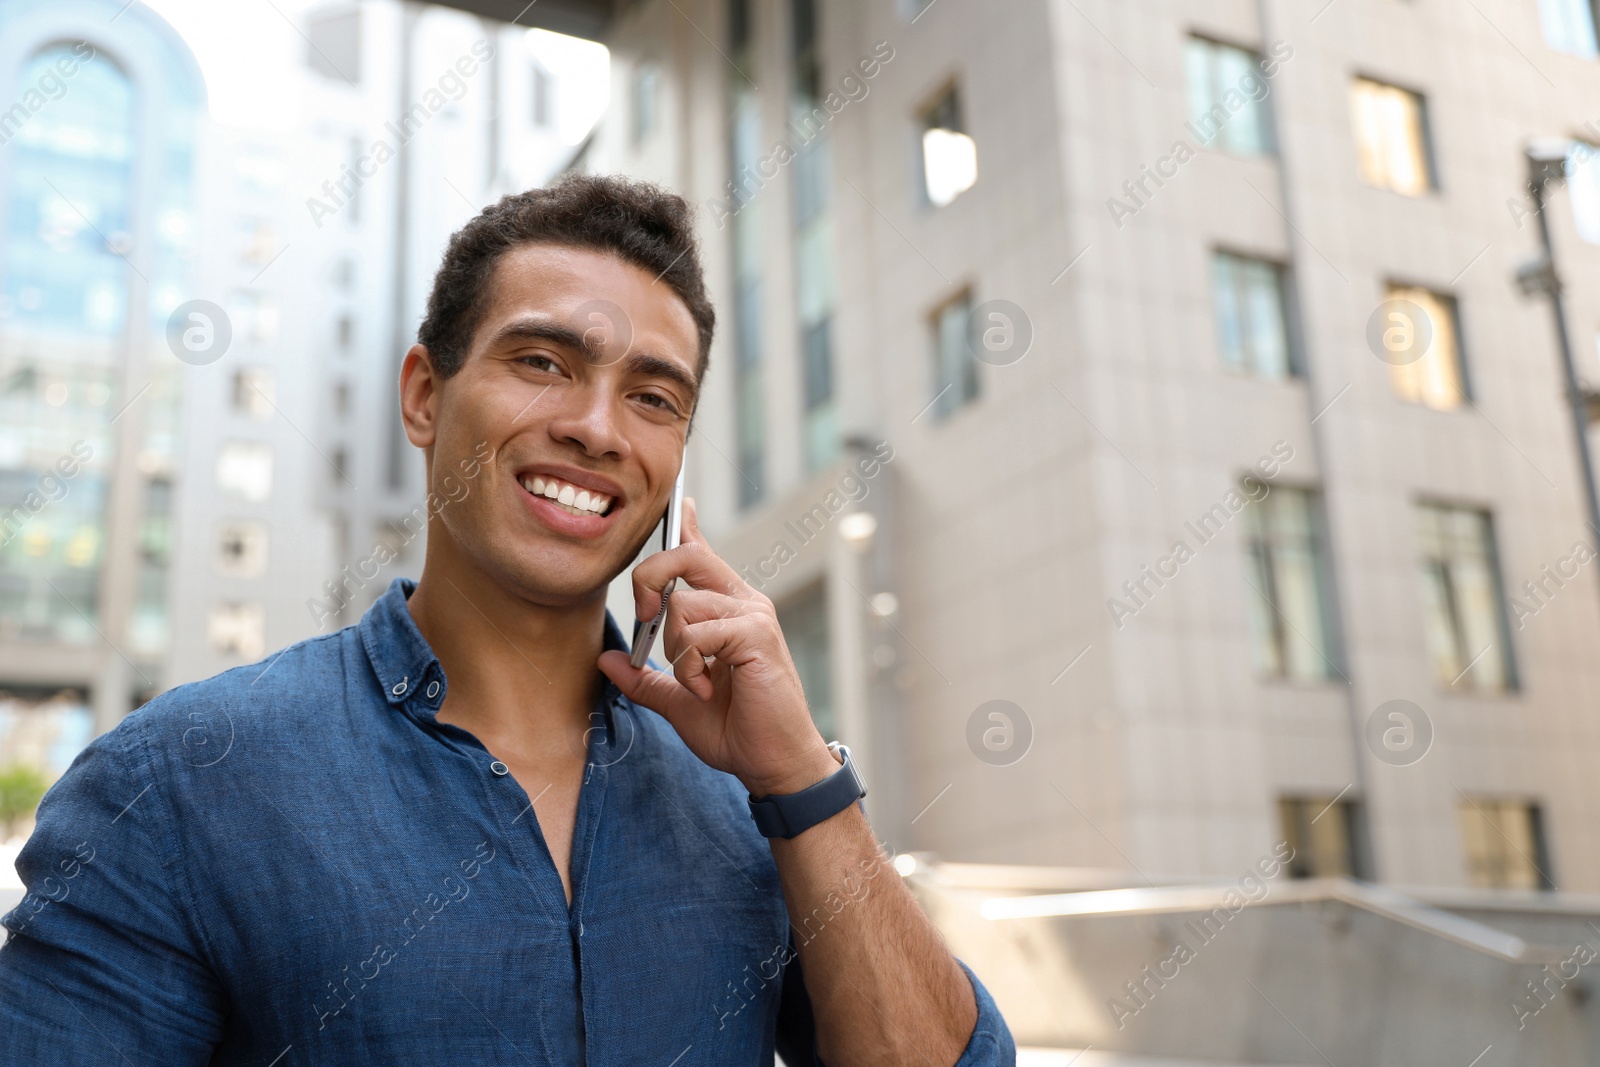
(1, 577, 1014, 1065)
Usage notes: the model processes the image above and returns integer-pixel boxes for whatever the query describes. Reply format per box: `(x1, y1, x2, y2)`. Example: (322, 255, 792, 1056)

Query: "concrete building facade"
(568, 0, 1600, 894)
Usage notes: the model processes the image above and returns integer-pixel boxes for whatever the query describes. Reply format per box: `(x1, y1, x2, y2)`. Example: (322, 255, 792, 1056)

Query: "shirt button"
(426, 680, 440, 699)
(391, 678, 408, 697)
(489, 761, 509, 776)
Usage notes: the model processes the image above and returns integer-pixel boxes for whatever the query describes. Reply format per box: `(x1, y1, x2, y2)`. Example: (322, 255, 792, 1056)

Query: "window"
(1212, 252, 1293, 379)
(631, 61, 660, 145)
(1185, 38, 1274, 156)
(931, 293, 979, 419)
(1277, 796, 1370, 879)
(1351, 78, 1434, 195)
(777, 584, 835, 740)
(207, 601, 266, 660)
(791, 0, 838, 473)
(1539, 0, 1600, 58)
(920, 86, 977, 207)
(1415, 503, 1516, 692)
(216, 441, 273, 502)
(1244, 487, 1339, 681)
(1383, 285, 1467, 410)
(215, 521, 268, 578)
(233, 369, 275, 418)
(1458, 797, 1553, 890)
(1567, 141, 1600, 245)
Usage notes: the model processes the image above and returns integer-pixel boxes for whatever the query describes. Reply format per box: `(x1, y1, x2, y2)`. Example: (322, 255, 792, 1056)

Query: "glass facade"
(790, 0, 838, 473)
(0, 26, 201, 654)
(0, 46, 131, 643)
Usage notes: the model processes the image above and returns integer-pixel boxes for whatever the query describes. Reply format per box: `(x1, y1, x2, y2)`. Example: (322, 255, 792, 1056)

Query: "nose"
(545, 381, 632, 460)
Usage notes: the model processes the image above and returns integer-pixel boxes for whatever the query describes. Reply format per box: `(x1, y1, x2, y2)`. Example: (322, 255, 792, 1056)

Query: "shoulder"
(120, 628, 363, 750)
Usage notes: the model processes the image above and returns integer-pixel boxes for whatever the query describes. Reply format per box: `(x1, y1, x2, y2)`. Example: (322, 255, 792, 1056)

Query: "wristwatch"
(748, 741, 867, 839)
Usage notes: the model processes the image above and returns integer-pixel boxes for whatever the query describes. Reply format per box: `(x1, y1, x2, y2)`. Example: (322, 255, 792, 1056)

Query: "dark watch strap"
(748, 742, 867, 839)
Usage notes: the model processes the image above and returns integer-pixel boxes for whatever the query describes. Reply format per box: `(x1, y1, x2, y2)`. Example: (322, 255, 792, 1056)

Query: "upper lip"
(515, 463, 627, 507)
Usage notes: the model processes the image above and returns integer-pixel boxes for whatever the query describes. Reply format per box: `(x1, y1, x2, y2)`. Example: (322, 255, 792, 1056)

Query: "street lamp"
(1517, 139, 1600, 562)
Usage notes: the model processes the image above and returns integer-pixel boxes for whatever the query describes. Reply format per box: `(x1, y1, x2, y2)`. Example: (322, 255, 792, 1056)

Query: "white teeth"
(523, 474, 613, 515)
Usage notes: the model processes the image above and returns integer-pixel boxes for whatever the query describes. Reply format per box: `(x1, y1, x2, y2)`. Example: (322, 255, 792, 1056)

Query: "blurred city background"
(3, 0, 1600, 1062)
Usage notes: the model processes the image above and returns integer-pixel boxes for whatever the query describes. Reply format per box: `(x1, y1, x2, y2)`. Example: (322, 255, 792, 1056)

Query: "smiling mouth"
(518, 474, 616, 517)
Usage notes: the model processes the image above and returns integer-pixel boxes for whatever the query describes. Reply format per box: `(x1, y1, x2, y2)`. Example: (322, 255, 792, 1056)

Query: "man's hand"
(597, 497, 839, 797)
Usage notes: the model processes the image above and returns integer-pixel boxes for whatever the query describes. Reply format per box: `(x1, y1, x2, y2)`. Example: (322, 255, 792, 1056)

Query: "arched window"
(4, 43, 134, 337)
(0, 44, 134, 643)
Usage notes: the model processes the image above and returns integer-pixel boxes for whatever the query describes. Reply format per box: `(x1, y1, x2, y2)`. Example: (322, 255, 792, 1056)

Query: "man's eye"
(638, 393, 680, 415)
(520, 355, 558, 372)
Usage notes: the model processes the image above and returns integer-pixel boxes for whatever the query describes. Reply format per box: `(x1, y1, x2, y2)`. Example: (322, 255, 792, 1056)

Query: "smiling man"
(0, 175, 1013, 1065)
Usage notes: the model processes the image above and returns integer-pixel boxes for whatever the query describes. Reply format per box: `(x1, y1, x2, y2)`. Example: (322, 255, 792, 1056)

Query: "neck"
(406, 539, 609, 749)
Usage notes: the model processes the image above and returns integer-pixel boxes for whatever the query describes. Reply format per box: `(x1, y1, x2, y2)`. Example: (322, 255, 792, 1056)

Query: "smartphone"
(629, 464, 685, 668)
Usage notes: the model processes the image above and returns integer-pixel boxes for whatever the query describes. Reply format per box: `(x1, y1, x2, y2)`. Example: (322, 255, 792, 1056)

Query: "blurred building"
(288, 1, 596, 631)
(0, 0, 594, 804)
(527, 0, 1600, 898)
(0, 1, 358, 800)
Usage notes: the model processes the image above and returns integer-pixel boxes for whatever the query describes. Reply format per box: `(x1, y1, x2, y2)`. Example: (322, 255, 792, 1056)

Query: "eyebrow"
(487, 316, 700, 410)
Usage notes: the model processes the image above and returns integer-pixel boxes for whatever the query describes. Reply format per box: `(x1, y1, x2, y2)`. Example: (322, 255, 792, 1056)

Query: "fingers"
(630, 496, 765, 620)
(597, 650, 698, 722)
(657, 588, 758, 700)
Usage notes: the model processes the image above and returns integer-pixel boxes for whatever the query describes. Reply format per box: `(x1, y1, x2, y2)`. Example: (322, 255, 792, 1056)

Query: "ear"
(400, 344, 440, 448)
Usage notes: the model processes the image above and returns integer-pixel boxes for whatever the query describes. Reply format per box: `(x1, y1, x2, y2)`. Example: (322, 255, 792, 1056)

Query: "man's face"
(416, 243, 701, 607)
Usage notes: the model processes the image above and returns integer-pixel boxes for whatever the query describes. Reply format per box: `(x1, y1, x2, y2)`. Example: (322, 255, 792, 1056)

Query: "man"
(0, 175, 1014, 1064)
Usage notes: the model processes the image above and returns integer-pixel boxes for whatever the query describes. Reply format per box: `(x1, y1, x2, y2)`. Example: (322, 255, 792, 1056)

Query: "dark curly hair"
(417, 173, 715, 382)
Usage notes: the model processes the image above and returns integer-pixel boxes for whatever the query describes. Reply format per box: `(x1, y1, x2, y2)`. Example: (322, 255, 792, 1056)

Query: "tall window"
(1567, 141, 1600, 245)
(1539, 0, 1600, 58)
(1278, 795, 1370, 880)
(1350, 78, 1434, 195)
(1212, 252, 1293, 379)
(1458, 797, 1553, 890)
(1383, 285, 1467, 411)
(777, 583, 835, 740)
(1415, 503, 1516, 692)
(791, 0, 838, 472)
(728, 0, 765, 506)
(631, 61, 660, 146)
(930, 292, 979, 420)
(1244, 487, 1339, 682)
(920, 85, 976, 207)
(1184, 37, 1274, 156)
(0, 46, 134, 644)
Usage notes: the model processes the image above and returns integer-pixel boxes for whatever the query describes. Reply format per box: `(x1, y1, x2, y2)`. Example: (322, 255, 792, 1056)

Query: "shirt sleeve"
(774, 952, 1016, 1066)
(0, 722, 226, 1064)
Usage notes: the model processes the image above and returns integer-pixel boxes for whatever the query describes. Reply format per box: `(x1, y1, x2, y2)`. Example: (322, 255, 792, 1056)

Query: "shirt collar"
(357, 577, 631, 734)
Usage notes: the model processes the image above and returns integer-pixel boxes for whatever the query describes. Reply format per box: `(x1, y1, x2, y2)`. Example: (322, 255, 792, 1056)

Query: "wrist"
(744, 744, 843, 799)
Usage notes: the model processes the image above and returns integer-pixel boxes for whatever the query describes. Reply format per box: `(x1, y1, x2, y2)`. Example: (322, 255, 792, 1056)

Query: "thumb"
(597, 650, 695, 722)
